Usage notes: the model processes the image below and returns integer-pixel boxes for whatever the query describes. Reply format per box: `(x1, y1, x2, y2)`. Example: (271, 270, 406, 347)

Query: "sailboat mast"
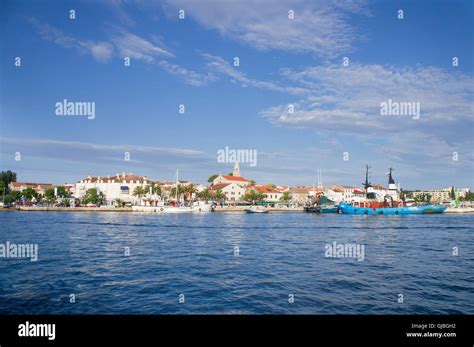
(176, 169, 179, 202)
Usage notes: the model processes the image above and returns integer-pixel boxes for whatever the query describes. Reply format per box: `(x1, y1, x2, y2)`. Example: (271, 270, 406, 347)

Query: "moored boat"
(339, 166, 446, 215)
(246, 206, 269, 213)
(339, 202, 446, 215)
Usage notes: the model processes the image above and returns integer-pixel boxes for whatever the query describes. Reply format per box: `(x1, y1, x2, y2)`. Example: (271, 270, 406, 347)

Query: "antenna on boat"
(363, 165, 372, 189)
(317, 169, 323, 190)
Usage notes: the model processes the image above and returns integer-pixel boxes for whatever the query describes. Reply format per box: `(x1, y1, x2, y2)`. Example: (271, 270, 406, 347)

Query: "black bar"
(0, 315, 472, 346)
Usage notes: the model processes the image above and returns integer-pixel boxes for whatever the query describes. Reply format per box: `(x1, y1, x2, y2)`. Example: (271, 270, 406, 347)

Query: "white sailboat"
(162, 169, 213, 213)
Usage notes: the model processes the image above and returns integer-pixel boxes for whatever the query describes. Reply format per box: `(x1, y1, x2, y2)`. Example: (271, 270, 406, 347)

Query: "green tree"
(4, 191, 21, 204)
(227, 172, 234, 176)
(414, 193, 432, 204)
(460, 192, 474, 201)
(21, 187, 37, 200)
(197, 188, 213, 201)
(207, 174, 218, 183)
(249, 180, 256, 186)
(132, 186, 146, 198)
(449, 186, 455, 199)
(214, 190, 225, 200)
(183, 184, 198, 201)
(56, 186, 69, 198)
(44, 188, 56, 204)
(279, 191, 292, 203)
(115, 198, 125, 208)
(144, 182, 161, 196)
(82, 188, 103, 205)
(241, 190, 267, 203)
(170, 185, 187, 200)
(0, 170, 17, 193)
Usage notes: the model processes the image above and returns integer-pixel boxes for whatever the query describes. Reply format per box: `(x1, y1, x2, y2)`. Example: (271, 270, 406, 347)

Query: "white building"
(288, 186, 320, 204)
(75, 173, 150, 205)
(209, 182, 247, 202)
(253, 185, 285, 202)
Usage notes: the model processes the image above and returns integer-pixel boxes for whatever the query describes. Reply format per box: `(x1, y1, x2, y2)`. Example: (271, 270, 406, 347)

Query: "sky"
(0, 0, 473, 189)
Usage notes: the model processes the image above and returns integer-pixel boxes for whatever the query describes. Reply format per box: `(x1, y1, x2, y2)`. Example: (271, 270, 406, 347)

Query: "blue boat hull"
(339, 202, 446, 215)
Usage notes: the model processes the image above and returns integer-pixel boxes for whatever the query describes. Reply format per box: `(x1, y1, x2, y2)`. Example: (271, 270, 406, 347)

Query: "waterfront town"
(0, 163, 472, 212)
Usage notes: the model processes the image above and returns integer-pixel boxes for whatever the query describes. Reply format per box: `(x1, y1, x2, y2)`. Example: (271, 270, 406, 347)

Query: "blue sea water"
(0, 212, 473, 314)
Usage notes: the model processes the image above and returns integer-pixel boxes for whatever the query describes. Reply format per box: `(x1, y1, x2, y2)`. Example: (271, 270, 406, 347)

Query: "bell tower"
(233, 162, 241, 177)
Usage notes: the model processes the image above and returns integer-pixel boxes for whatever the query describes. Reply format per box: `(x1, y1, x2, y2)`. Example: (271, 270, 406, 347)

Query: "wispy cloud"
(202, 53, 308, 95)
(29, 17, 115, 63)
(29, 17, 216, 86)
(158, 60, 216, 86)
(111, 30, 174, 61)
(261, 63, 474, 137)
(0, 137, 207, 157)
(164, 0, 370, 57)
(30, 17, 174, 63)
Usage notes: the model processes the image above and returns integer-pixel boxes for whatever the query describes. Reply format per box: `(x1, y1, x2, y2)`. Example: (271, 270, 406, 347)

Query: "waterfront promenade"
(3, 206, 474, 213)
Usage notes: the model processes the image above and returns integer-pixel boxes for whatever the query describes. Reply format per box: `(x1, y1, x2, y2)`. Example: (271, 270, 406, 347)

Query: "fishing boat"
(304, 201, 339, 214)
(339, 166, 446, 215)
(339, 202, 446, 215)
(304, 170, 339, 214)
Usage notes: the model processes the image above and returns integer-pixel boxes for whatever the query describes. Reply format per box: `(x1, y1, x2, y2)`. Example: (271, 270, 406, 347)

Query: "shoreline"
(1, 206, 305, 212)
(1, 206, 473, 213)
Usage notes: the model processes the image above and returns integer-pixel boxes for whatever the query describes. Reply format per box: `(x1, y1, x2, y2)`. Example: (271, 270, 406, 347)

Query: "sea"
(0, 211, 473, 314)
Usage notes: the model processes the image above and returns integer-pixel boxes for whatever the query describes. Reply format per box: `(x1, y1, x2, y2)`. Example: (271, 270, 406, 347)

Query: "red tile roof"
(220, 175, 250, 182)
(209, 183, 230, 191)
(253, 186, 280, 193)
(10, 182, 53, 188)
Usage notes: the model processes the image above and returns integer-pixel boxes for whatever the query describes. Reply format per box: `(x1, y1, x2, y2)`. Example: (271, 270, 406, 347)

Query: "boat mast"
(363, 165, 372, 199)
(176, 169, 179, 202)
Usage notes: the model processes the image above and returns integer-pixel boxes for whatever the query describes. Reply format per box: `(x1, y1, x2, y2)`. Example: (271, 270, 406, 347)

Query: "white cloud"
(262, 63, 474, 136)
(164, 0, 369, 56)
(202, 53, 308, 95)
(111, 31, 174, 62)
(158, 60, 216, 86)
(29, 18, 115, 63)
(78, 41, 115, 63)
(29, 18, 215, 87)
(0, 137, 207, 157)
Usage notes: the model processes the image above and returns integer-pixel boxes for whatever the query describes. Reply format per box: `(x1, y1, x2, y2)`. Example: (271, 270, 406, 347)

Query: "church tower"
(233, 162, 241, 177)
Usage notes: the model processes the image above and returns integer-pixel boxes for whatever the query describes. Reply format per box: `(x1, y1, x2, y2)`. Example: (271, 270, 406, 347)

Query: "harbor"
(1, 165, 473, 215)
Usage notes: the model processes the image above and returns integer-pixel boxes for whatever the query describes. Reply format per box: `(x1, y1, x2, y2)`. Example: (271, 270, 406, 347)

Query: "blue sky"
(0, 0, 473, 189)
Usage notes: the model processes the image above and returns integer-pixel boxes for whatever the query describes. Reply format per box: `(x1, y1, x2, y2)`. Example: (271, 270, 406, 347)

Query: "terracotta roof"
(10, 182, 53, 188)
(220, 175, 250, 182)
(328, 185, 345, 192)
(209, 183, 230, 191)
(276, 185, 290, 191)
(253, 186, 280, 193)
